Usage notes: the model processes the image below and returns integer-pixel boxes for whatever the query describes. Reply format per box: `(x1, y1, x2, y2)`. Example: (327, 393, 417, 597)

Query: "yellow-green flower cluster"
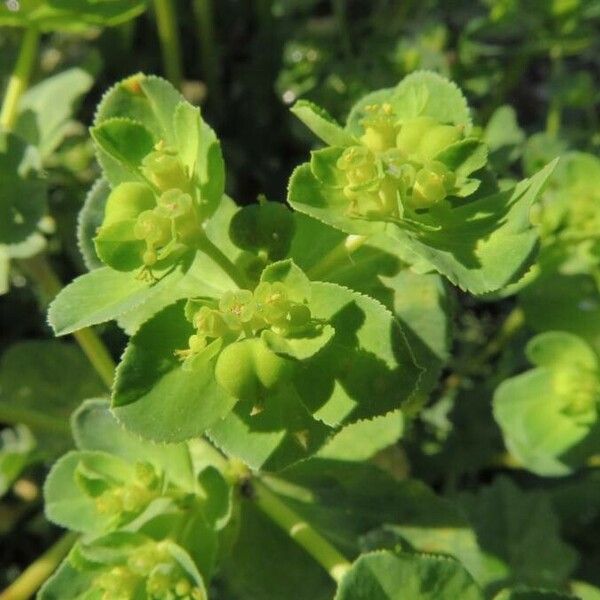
(95, 141, 202, 275)
(93, 462, 162, 522)
(94, 542, 205, 600)
(553, 366, 599, 424)
(336, 103, 466, 216)
(182, 281, 313, 359)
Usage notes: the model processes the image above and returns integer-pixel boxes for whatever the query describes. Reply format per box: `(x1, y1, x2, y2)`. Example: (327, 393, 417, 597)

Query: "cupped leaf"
(0, 133, 46, 244)
(95, 74, 182, 145)
(291, 100, 357, 147)
(90, 117, 155, 186)
(346, 71, 472, 137)
(288, 162, 388, 236)
(44, 450, 134, 533)
(112, 302, 237, 443)
(334, 551, 484, 600)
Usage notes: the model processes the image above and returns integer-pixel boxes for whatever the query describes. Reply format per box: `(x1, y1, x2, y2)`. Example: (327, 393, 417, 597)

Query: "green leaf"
(112, 302, 237, 443)
(0, 341, 104, 455)
(44, 450, 133, 532)
(208, 384, 331, 471)
(334, 551, 483, 600)
(277, 459, 490, 583)
(0, 132, 46, 244)
(435, 138, 488, 181)
(15, 66, 94, 159)
(77, 178, 110, 271)
(388, 160, 557, 294)
(483, 105, 525, 171)
(173, 101, 201, 177)
(457, 477, 578, 590)
(291, 100, 357, 147)
(95, 74, 183, 146)
(90, 118, 155, 186)
(315, 412, 403, 462)
(519, 247, 600, 354)
(48, 264, 185, 335)
(0, 0, 146, 31)
(72, 398, 194, 490)
(221, 500, 334, 600)
(525, 331, 597, 370)
(290, 282, 421, 426)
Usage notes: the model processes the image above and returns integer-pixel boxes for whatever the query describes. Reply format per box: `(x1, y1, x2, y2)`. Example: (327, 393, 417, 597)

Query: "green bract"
(288, 71, 556, 294)
(494, 331, 600, 476)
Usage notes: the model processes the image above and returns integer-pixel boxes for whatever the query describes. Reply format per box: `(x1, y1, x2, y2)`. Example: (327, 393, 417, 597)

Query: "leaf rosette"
(493, 331, 600, 476)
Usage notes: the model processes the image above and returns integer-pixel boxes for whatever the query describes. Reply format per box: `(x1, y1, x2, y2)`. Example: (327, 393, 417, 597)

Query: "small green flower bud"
(359, 103, 399, 152)
(95, 566, 139, 600)
(411, 161, 456, 209)
(142, 142, 189, 192)
(102, 182, 156, 228)
(554, 367, 599, 422)
(146, 564, 174, 598)
(121, 484, 150, 513)
(337, 146, 380, 191)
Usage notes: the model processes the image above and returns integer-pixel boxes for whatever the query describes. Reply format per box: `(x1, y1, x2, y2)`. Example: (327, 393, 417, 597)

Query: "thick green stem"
(154, 0, 183, 89)
(192, 0, 221, 107)
(307, 235, 368, 280)
(253, 478, 351, 583)
(196, 233, 250, 289)
(0, 28, 40, 131)
(19, 255, 116, 388)
(0, 533, 77, 600)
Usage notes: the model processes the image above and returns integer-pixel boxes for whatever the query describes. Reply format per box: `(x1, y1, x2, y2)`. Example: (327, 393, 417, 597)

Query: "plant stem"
(0, 532, 77, 600)
(0, 28, 40, 131)
(307, 235, 368, 280)
(252, 478, 351, 583)
(19, 255, 116, 388)
(154, 0, 183, 89)
(480, 305, 525, 363)
(192, 0, 221, 108)
(196, 233, 250, 289)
